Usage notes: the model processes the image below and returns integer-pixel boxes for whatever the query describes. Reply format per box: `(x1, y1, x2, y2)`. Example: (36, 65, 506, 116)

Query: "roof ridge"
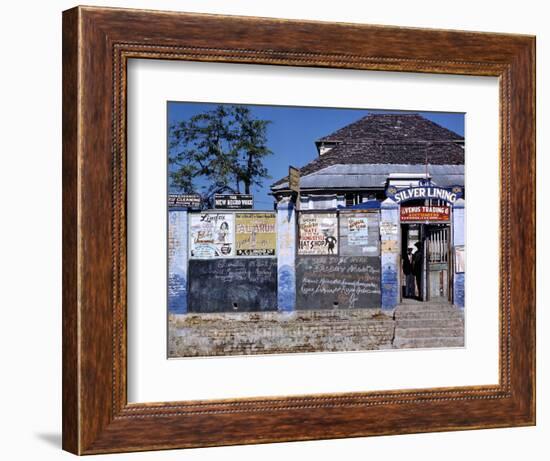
(317, 113, 464, 143)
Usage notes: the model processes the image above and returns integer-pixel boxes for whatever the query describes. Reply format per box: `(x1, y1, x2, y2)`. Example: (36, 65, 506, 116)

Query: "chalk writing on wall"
(298, 212, 338, 255)
(235, 212, 277, 256)
(188, 258, 277, 312)
(296, 256, 381, 309)
(189, 213, 234, 258)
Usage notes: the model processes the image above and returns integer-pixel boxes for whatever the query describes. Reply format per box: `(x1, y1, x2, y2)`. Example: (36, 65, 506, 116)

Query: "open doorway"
(401, 223, 451, 303)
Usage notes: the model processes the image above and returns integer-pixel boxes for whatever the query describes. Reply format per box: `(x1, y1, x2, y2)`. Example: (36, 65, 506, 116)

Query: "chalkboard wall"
(188, 258, 277, 312)
(296, 256, 381, 309)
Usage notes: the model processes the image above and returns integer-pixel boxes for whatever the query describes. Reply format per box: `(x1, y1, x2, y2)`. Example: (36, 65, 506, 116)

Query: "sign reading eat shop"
(400, 205, 450, 222)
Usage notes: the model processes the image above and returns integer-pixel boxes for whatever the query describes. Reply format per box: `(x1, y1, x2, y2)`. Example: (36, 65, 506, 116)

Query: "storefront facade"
(168, 114, 465, 314)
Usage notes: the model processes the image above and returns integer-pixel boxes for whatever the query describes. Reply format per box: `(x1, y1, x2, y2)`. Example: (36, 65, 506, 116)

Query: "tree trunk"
(244, 150, 252, 194)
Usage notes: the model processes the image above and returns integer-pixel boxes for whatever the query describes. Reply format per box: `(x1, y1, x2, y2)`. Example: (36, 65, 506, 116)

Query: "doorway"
(401, 223, 451, 302)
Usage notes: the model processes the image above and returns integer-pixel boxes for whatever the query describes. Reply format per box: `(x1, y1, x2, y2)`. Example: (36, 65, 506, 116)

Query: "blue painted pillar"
(380, 198, 400, 311)
(276, 197, 296, 311)
(168, 209, 188, 314)
(452, 199, 465, 308)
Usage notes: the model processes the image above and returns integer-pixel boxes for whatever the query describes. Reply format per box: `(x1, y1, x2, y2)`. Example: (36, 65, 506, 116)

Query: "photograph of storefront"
(167, 105, 465, 357)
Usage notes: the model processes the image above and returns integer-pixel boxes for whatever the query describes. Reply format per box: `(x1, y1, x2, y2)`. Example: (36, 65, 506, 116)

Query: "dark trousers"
(405, 274, 416, 297)
(415, 273, 422, 299)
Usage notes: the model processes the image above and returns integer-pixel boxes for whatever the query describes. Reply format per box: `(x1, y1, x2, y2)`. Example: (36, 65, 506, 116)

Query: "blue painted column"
(380, 198, 400, 311)
(168, 209, 188, 314)
(452, 198, 465, 308)
(276, 197, 296, 311)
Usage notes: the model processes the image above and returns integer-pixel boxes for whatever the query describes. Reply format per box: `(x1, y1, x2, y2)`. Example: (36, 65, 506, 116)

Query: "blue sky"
(167, 102, 464, 209)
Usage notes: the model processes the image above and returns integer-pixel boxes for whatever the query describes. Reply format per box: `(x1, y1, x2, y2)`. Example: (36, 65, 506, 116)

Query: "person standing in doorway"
(413, 242, 423, 300)
(403, 247, 415, 298)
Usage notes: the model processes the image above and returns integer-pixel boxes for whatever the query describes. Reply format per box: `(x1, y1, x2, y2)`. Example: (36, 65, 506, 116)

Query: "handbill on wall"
(189, 213, 234, 258)
(298, 212, 338, 255)
(347, 215, 369, 246)
(235, 212, 277, 256)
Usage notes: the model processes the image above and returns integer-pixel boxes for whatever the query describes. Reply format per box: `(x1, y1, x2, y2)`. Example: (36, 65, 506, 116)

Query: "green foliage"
(168, 105, 272, 202)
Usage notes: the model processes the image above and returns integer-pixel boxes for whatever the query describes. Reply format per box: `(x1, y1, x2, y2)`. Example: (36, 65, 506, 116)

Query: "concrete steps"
(393, 337, 465, 349)
(396, 318, 464, 328)
(393, 301, 464, 349)
(395, 310, 464, 321)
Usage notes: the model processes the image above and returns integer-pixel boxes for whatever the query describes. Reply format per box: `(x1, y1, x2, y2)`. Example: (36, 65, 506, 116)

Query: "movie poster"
(298, 213, 338, 255)
(235, 213, 277, 256)
(189, 213, 234, 258)
(347, 215, 369, 246)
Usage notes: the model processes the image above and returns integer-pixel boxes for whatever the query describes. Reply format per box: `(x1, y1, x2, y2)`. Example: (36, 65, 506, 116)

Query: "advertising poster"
(235, 213, 277, 256)
(298, 213, 338, 255)
(189, 213, 234, 258)
(347, 215, 369, 246)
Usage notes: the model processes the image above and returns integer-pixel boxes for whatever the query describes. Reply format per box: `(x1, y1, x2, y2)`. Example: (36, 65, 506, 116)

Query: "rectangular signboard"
(400, 205, 450, 222)
(298, 212, 338, 255)
(214, 194, 253, 209)
(235, 212, 277, 256)
(288, 166, 300, 193)
(189, 213, 235, 258)
(168, 193, 201, 209)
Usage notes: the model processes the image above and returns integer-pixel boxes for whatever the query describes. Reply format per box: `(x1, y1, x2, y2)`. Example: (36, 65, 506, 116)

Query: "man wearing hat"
(413, 241, 423, 300)
(403, 247, 415, 298)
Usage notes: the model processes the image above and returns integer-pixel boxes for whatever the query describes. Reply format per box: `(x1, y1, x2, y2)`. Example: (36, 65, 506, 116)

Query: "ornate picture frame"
(62, 6, 535, 454)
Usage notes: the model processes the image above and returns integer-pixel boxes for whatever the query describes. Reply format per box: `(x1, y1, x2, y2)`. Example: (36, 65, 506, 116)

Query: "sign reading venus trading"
(235, 213, 277, 256)
(298, 213, 338, 255)
(400, 205, 450, 222)
(189, 213, 235, 258)
(214, 194, 253, 209)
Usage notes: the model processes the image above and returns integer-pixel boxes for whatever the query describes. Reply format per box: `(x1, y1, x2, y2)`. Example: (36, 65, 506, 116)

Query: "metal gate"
(426, 225, 450, 301)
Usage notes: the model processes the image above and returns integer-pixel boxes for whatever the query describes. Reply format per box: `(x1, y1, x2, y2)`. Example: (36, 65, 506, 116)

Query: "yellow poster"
(235, 213, 277, 256)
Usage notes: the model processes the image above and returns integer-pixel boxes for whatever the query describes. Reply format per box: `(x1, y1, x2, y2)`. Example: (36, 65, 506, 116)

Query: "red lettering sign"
(400, 205, 450, 222)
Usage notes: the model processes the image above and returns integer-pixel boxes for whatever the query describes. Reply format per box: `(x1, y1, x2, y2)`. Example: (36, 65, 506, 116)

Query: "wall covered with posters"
(295, 210, 381, 309)
(178, 209, 386, 312)
(187, 211, 278, 313)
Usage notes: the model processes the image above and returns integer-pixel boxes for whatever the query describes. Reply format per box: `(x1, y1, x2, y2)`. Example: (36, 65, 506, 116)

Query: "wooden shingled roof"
(272, 114, 464, 188)
(317, 113, 463, 143)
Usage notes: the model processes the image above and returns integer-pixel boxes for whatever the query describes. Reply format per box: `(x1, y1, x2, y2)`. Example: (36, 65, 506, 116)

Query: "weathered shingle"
(272, 114, 464, 189)
(317, 113, 463, 143)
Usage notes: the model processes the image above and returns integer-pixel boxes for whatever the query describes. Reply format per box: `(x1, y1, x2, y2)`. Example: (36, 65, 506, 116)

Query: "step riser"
(395, 312, 464, 320)
(394, 338, 465, 348)
(396, 320, 464, 328)
(395, 328, 464, 338)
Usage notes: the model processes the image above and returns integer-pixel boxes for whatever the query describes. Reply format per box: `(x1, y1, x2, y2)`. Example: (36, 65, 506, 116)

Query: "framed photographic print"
(62, 6, 535, 455)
